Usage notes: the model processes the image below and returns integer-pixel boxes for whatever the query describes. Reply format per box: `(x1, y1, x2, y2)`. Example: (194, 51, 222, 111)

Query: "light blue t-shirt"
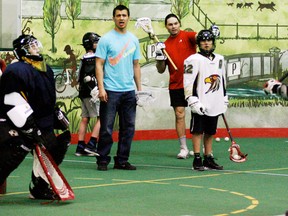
(96, 29, 141, 91)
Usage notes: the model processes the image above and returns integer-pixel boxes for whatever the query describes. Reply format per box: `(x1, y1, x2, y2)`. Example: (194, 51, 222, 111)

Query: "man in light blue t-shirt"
(95, 4, 142, 171)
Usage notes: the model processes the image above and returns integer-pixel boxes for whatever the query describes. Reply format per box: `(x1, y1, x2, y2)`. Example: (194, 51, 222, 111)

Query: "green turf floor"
(1, 138, 288, 216)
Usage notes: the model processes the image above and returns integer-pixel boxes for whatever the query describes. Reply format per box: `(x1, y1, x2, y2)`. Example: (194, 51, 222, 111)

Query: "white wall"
(0, 0, 22, 48)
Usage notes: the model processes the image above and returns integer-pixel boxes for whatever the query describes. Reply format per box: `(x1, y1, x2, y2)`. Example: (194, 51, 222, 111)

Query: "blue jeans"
(97, 90, 136, 164)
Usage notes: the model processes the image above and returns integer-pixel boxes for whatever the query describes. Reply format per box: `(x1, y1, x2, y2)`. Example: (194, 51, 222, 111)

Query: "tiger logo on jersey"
(204, 74, 220, 94)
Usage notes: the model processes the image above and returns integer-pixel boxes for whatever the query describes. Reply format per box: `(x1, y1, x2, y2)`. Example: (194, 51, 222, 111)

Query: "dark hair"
(164, 13, 181, 26)
(113, 5, 130, 17)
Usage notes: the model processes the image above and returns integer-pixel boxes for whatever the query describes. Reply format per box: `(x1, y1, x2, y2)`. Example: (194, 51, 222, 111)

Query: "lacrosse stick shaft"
(221, 114, 235, 143)
(153, 35, 178, 71)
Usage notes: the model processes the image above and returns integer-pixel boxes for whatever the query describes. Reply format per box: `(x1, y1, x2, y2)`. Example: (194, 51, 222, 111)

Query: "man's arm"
(133, 59, 142, 91)
(95, 57, 108, 102)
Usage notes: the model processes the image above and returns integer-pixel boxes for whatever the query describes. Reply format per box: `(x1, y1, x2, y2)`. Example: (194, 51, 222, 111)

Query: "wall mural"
(1, 0, 288, 135)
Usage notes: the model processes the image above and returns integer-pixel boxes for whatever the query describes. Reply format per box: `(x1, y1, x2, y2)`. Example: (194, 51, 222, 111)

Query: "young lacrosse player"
(0, 34, 71, 199)
(183, 29, 228, 171)
(75, 32, 101, 157)
(155, 13, 220, 159)
(95, 5, 142, 171)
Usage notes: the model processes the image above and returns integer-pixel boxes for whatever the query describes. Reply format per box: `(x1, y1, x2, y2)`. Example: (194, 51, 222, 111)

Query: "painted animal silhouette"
(256, 1, 276, 11)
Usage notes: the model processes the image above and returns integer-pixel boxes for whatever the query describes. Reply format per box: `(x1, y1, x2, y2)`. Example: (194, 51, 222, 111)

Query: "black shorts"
(190, 114, 219, 135)
(169, 88, 188, 107)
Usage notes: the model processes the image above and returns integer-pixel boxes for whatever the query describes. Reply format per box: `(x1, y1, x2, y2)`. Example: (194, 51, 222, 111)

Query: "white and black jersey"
(184, 53, 227, 116)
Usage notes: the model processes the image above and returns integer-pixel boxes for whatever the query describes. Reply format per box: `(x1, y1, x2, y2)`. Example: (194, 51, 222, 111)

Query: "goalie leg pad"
(0, 137, 30, 185)
(29, 171, 58, 200)
(42, 130, 71, 165)
(54, 130, 71, 165)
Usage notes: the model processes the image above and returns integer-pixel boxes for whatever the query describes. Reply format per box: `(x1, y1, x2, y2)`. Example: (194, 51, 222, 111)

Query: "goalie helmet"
(13, 34, 43, 61)
(196, 29, 216, 55)
(82, 32, 101, 52)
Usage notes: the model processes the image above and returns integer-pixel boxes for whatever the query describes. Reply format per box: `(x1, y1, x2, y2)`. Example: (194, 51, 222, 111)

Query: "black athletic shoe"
(84, 141, 99, 156)
(75, 143, 94, 156)
(193, 156, 204, 171)
(113, 162, 136, 170)
(203, 156, 223, 170)
(29, 183, 58, 200)
(97, 161, 108, 171)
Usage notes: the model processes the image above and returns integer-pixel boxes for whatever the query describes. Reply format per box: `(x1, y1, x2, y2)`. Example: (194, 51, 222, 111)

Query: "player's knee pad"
(0, 137, 30, 185)
(280, 84, 288, 99)
(51, 130, 71, 165)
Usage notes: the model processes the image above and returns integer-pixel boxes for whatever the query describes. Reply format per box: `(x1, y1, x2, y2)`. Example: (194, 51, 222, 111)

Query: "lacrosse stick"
(135, 17, 178, 71)
(33, 143, 75, 201)
(221, 114, 248, 163)
(136, 90, 155, 107)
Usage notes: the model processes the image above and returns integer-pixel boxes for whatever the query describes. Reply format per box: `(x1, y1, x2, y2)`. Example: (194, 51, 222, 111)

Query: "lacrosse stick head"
(136, 90, 155, 107)
(135, 17, 155, 37)
(229, 143, 248, 163)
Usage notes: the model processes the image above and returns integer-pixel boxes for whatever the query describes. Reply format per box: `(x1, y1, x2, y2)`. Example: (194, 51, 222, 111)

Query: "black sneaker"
(203, 156, 223, 170)
(113, 162, 136, 170)
(29, 183, 58, 200)
(97, 161, 108, 171)
(193, 156, 204, 171)
(84, 141, 99, 156)
(75, 143, 94, 156)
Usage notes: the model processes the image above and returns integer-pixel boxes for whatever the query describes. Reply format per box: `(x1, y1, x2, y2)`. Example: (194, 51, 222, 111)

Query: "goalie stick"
(135, 17, 178, 71)
(34, 143, 74, 201)
(221, 114, 248, 163)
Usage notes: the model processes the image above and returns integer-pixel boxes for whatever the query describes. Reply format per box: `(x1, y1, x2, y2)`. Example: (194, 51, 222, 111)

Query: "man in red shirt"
(156, 14, 197, 159)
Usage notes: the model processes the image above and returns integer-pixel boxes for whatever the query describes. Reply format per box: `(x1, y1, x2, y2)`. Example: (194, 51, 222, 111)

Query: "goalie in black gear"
(0, 34, 71, 200)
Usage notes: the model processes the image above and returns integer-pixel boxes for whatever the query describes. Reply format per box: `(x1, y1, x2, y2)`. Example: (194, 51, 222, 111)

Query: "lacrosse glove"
(210, 24, 220, 38)
(263, 79, 282, 95)
(90, 86, 99, 103)
(155, 42, 167, 61)
(187, 96, 206, 115)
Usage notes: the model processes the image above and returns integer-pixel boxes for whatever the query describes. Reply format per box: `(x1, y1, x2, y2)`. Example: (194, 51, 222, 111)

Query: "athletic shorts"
(190, 114, 219, 135)
(81, 98, 100, 118)
(169, 88, 188, 107)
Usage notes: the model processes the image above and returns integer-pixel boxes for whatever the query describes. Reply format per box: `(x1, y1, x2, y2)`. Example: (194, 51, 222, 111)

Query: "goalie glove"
(3, 92, 48, 150)
(90, 86, 99, 103)
(187, 96, 206, 115)
(155, 42, 167, 61)
(136, 91, 154, 107)
(263, 79, 282, 95)
(229, 143, 248, 163)
(209, 24, 220, 38)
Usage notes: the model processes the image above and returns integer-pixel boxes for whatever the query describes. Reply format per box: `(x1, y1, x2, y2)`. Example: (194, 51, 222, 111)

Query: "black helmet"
(196, 29, 215, 55)
(13, 34, 43, 60)
(82, 32, 101, 51)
